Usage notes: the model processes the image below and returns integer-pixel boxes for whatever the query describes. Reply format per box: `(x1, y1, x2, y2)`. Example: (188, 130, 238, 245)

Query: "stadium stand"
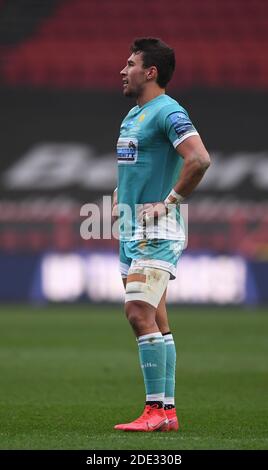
(0, 0, 60, 44)
(1, 0, 268, 89)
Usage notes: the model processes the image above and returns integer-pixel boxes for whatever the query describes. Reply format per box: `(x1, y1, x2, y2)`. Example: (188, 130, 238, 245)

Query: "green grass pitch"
(0, 304, 267, 450)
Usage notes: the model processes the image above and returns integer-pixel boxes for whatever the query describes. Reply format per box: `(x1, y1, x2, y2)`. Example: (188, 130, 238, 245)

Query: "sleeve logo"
(169, 112, 196, 138)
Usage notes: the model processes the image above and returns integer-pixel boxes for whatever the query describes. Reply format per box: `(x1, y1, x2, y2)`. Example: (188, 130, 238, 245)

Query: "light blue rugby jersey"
(116, 94, 198, 241)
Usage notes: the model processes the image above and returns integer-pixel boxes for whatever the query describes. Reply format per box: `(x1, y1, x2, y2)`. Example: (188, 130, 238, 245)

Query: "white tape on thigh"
(125, 267, 170, 308)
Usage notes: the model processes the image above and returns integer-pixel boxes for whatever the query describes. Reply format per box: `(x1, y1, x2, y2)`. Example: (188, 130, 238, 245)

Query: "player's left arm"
(172, 134, 210, 198)
(141, 135, 210, 220)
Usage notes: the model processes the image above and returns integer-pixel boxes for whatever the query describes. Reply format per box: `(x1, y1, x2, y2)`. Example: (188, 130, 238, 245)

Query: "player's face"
(120, 52, 148, 98)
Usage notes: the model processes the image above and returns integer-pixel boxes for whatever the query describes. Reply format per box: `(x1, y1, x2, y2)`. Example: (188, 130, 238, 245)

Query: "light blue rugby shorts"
(119, 238, 184, 280)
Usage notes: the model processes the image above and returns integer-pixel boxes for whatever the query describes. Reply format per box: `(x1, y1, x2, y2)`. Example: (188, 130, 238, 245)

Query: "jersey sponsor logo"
(169, 112, 196, 139)
(117, 137, 138, 164)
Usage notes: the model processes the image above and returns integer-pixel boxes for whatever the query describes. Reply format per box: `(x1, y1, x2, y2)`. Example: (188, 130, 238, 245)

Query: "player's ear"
(147, 66, 157, 81)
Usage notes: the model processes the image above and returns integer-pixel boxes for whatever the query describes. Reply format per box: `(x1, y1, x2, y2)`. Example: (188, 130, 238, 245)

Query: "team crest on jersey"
(138, 113, 146, 122)
(117, 137, 138, 164)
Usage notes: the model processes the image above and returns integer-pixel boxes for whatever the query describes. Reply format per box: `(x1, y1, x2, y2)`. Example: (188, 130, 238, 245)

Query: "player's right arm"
(112, 187, 118, 221)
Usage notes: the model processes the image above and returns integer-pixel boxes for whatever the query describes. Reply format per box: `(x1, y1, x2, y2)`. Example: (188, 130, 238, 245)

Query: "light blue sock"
(163, 333, 176, 406)
(137, 332, 166, 403)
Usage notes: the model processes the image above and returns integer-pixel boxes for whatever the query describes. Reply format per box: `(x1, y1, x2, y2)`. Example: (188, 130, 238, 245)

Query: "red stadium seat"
(2, 0, 268, 90)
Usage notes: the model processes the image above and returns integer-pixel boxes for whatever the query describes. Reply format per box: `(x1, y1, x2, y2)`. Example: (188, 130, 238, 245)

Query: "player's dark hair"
(130, 37, 175, 88)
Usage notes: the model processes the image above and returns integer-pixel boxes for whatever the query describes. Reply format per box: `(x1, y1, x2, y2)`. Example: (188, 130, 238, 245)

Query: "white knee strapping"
(125, 266, 170, 308)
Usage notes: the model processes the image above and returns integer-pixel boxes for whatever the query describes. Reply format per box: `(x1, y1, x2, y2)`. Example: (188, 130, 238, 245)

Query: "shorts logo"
(117, 137, 138, 164)
(170, 241, 183, 256)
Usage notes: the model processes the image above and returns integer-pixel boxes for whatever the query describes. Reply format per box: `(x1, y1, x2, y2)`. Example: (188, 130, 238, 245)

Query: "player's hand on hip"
(139, 202, 168, 224)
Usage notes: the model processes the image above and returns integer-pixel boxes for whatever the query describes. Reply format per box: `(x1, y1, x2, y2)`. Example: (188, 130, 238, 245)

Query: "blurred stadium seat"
(1, 0, 268, 90)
